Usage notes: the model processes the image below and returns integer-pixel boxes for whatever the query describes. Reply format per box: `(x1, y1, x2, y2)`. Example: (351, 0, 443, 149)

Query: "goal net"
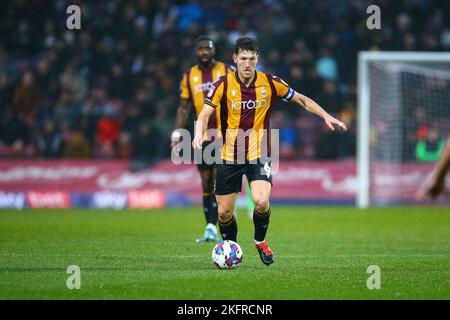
(357, 52, 450, 207)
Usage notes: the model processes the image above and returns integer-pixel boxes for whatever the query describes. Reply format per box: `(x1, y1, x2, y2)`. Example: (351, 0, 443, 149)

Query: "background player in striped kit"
(193, 37, 347, 265)
(171, 35, 234, 243)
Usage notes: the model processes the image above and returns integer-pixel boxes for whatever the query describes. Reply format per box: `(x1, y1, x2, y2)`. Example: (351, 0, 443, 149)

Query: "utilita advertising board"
(0, 159, 444, 208)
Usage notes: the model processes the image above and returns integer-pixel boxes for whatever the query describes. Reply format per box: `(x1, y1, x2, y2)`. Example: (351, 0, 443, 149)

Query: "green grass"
(0, 207, 449, 299)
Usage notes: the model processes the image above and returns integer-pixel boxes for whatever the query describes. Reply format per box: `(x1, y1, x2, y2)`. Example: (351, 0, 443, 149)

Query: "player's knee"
(217, 205, 234, 222)
(253, 197, 269, 213)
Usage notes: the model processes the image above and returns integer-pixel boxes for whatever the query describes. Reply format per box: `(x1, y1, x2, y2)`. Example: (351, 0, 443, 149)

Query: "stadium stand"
(0, 0, 448, 162)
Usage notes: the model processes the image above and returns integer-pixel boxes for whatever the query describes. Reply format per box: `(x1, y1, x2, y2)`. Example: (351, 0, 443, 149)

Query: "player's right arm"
(171, 72, 191, 149)
(192, 104, 215, 149)
(416, 136, 450, 200)
(171, 98, 190, 149)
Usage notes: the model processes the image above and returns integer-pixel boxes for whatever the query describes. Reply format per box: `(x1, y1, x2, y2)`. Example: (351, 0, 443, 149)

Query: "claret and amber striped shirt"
(180, 62, 234, 136)
(205, 70, 295, 162)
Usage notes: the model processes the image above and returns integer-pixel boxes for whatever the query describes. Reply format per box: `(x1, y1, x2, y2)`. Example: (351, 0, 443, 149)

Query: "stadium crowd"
(0, 0, 448, 164)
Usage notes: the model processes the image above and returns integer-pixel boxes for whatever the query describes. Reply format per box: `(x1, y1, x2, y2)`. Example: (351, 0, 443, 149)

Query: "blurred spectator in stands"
(178, 0, 204, 31)
(416, 126, 446, 162)
(152, 0, 179, 38)
(317, 80, 341, 115)
(265, 48, 289, 78)
(118, 131, 133, 159)
(59, 63, 87, 102)
(35, 118, 63, 158)
(151, 104, 172, 142)
(227, 19, 258, 47)
(0, 72, 12, 117)
(130, 121, 163, 171)
(336, 101, 357, 159)
(316, 124, 339, 160)
(79, 97, 100, 148)
(204, 1, 228, 29)
(53, 88, 82, 130)
(271, 111, 296, 160)
(315, 48, 338, 81)
(121, 104, 142, 141)
(0, 112, 34, 157)
(63, 129, 91, 159)
(295, 116, 322, 160)
(95, 105, 120, 158)
(108, 63, 130, 100)
(12, 71, 41, 117)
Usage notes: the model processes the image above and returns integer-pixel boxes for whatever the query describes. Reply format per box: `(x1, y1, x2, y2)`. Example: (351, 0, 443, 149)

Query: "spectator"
(315, 48, 338, 81)
(177, 0, 204, 31)
(59, 63, 87, 102)
(12, 71, 41, 117)
(271, 111, 296, 160)
(95, 106, 120, 158)
(35, 118, 63, 158)
(416, 126, 446, 162)
(53, 88, 82, 130)
(1, 112, 34, 157)
(130, 121, 163, 170)
(227, 19, 258, 47)
(63, 130, 91, 159)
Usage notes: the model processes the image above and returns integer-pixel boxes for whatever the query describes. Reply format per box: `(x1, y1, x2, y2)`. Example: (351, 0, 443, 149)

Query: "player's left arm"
(226, 64, 236, 73)
(291, 92, 347, 132)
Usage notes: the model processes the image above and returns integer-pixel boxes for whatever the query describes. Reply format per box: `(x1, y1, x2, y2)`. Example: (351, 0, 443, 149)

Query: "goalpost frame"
(357, 51, 450, 209)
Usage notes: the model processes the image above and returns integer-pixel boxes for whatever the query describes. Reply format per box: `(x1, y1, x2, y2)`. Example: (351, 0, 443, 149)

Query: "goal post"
(357, 52, 450, 208)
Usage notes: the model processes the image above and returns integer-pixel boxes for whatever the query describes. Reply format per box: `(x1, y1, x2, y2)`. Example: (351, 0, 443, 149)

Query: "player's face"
(233, 50, 258, 80)
(195, 40, 215, 65)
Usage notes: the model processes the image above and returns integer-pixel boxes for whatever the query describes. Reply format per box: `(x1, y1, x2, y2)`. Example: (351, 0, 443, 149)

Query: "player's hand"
(192, 135, 203, 150)
(324, 115, 347, 132)
(171, 130, 182, 150)
(171, 140, 180, 150)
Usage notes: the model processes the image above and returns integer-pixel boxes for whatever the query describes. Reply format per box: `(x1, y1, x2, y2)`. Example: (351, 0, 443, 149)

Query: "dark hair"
(194, 35, 214, 46)
(234, 37, 259, 54)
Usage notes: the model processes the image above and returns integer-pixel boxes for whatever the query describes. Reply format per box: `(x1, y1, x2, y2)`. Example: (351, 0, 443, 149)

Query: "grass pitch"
(0, 207, 449, 299)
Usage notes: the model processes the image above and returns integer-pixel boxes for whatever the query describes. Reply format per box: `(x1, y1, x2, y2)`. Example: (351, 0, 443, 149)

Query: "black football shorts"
(196, 140, 220, 172)
(215, 157, 273, 195)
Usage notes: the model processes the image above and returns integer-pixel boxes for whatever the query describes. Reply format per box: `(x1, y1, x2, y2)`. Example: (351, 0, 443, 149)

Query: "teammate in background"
(192, 37, 347, 265)
(416, 136, 450, 200)
(171, 35, 234, 243)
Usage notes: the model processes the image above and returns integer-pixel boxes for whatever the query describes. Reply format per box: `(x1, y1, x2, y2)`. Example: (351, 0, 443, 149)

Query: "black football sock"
(207, 194, 219, 225)
(218, 215, 237, 241)
(253, 207, 271, 242)
(202, 193, 212, 225)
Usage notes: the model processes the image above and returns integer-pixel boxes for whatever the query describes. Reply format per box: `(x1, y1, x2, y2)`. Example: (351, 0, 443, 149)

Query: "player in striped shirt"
(193, 37, 347, 265)
(171, 35, 234, 243)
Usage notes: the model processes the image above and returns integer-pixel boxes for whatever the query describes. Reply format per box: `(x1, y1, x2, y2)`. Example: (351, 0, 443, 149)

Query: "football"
(211, 240, 243, 269)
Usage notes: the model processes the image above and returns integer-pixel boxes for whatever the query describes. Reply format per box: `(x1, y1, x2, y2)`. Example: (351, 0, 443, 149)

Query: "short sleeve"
(272, 76, 295, 102)
(204, 77, 225, 109)
(180, 73, 190, 100)
(226, 64, 236, 73)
